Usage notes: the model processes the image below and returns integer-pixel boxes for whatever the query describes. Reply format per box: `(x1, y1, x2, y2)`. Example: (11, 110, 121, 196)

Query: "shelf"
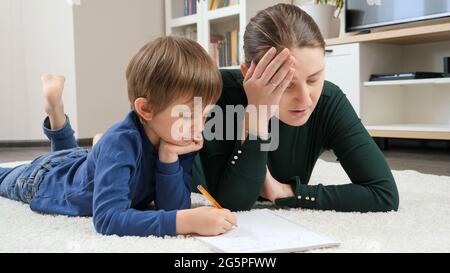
(326, 22, 450, 46)
(367, 124, 450, 140)
(364, 78, 450, 87)
(207, 5, 240, 21)
(169, 14, 198, 28)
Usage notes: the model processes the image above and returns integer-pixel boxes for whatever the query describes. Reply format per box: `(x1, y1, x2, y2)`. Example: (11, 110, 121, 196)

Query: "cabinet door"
(324, 43, 361, 116)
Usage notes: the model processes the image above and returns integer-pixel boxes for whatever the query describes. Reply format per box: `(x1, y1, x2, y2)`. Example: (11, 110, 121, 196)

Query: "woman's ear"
(134, 98, 153, 121)
(240, 63, 248, 77)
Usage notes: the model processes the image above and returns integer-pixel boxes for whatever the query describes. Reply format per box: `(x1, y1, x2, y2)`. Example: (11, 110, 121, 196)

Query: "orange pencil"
(197, 185, 223, 209)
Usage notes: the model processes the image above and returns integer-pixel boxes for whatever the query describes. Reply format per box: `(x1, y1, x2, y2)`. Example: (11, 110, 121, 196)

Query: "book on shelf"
(209, 0, 240, 10)
(184, 0, 197, 16)
(210, 30, 239, 68)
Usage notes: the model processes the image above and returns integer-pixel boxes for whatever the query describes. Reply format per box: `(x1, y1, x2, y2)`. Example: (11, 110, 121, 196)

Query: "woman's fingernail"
(269, 47, 276, 54)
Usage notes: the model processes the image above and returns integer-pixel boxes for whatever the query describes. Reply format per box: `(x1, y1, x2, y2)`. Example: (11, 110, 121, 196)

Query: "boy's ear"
(134, 98, 153, 121)
(240, 63, 248, 78)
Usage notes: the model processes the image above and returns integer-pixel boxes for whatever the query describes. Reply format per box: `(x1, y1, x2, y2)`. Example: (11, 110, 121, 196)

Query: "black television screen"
(345, 0, 450, 32)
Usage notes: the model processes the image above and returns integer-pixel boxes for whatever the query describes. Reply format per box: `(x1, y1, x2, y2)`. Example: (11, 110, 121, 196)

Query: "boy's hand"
(176, 207, 237, 236)
(158, 138, 204, 163)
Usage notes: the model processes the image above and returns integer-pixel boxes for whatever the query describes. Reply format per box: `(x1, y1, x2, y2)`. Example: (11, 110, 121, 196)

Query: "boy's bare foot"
(42, 74, 66, 130)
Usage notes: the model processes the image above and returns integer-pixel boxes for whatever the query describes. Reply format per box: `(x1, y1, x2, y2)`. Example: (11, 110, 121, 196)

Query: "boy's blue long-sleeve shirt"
(29, 111, 193, 237)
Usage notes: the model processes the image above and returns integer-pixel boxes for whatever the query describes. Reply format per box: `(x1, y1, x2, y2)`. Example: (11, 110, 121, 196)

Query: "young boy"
(0, 36, 237, 237)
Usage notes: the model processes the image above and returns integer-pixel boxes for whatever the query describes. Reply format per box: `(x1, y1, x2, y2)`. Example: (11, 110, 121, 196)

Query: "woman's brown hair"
(243, 3, 325, 66)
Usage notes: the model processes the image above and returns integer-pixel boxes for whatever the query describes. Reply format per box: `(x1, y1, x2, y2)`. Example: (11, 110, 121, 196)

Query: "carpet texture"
(1, 159, 449, 253)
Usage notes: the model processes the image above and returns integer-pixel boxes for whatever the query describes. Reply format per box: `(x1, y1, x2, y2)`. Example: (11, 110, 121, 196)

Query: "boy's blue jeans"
(0, 116, 88, 203)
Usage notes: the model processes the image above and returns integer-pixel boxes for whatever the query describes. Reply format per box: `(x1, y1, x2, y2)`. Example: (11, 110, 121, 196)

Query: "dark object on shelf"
(369, 72, 445, 82)
(444, 57, 450, 77)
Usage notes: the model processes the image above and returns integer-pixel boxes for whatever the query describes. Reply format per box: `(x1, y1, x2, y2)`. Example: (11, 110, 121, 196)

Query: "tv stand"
(324, 22, 450, 140)
(327, 22, 450, 45)
(356, 29, 371, 35)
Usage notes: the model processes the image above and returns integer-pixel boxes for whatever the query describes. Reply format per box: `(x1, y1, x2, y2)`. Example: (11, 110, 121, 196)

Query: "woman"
(193, 4, 399, 212)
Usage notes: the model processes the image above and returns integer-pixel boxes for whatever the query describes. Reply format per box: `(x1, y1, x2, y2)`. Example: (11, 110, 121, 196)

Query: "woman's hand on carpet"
(261, 166, 295, 203)
(176, 207, 237, 236)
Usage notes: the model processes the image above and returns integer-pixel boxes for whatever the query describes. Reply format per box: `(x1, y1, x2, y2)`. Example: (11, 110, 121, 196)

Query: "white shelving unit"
(363, 78, 450, 140)
(364, 78, 450, 87)
(165, 0, 290, 69)
(325, 23, 450, 140)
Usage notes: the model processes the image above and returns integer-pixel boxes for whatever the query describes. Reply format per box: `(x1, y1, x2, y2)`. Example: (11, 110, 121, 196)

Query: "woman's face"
(277, 47, 325, 127)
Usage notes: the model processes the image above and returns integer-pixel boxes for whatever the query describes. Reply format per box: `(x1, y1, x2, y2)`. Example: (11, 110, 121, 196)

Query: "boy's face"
(148, 97, 213, 147)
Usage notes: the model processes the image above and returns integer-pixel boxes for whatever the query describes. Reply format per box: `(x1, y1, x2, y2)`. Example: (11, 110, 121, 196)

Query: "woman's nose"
(294, 85, 313, 106)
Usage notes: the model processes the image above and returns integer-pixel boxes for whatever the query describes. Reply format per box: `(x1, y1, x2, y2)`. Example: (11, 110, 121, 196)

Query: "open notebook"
(195, 209, 339, 253)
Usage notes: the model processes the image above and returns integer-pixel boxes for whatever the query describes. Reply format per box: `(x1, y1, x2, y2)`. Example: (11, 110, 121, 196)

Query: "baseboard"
(0, 138, 93, 148)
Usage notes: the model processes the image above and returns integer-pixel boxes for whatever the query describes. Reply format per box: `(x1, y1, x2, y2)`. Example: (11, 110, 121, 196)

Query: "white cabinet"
(325, 43, 361, 116)
(165, 0, 290, 69)
(325, 33, 450, 140)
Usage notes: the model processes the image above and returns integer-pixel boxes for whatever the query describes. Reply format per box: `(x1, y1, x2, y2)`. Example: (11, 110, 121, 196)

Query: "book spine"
(184, 0, 188, 16)
(236, 31, 240, 65)
(231, 30, 237, 66)
(219, 41, 225, 68)
(213, 43, 219, 67)
(226, 32, 232, 67)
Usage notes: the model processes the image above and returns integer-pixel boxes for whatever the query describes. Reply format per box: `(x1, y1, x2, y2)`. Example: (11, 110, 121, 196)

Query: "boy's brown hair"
(126, 36, 223, 114)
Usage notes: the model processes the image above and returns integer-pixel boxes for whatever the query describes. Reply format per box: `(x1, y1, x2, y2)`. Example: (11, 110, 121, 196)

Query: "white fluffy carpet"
(1, 159, 449, 253)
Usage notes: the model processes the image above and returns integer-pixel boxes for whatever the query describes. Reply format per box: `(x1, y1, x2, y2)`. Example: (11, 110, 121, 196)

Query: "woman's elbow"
(379, 179, 400, 212)
(386, 188, 399, 212)
(218, 195, 255, 212)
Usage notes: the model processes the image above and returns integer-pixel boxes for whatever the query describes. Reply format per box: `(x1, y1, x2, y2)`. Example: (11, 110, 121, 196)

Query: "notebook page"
(195, 209, 339, 253)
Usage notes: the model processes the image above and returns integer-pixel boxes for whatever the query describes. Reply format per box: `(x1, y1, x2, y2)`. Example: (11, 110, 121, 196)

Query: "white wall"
(292, 0, 346, 37)
(73, 0, 165, 138)
(0, 0, 164, 141)
(0, 0, 77, 141)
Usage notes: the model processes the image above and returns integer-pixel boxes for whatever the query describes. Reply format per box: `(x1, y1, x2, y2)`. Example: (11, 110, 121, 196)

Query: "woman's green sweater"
(193, 69, 399, 212)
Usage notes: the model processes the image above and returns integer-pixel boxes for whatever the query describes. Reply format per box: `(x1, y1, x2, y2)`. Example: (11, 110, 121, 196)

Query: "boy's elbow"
(93, 212, 115, 236)
(93, 217, 108, 236)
